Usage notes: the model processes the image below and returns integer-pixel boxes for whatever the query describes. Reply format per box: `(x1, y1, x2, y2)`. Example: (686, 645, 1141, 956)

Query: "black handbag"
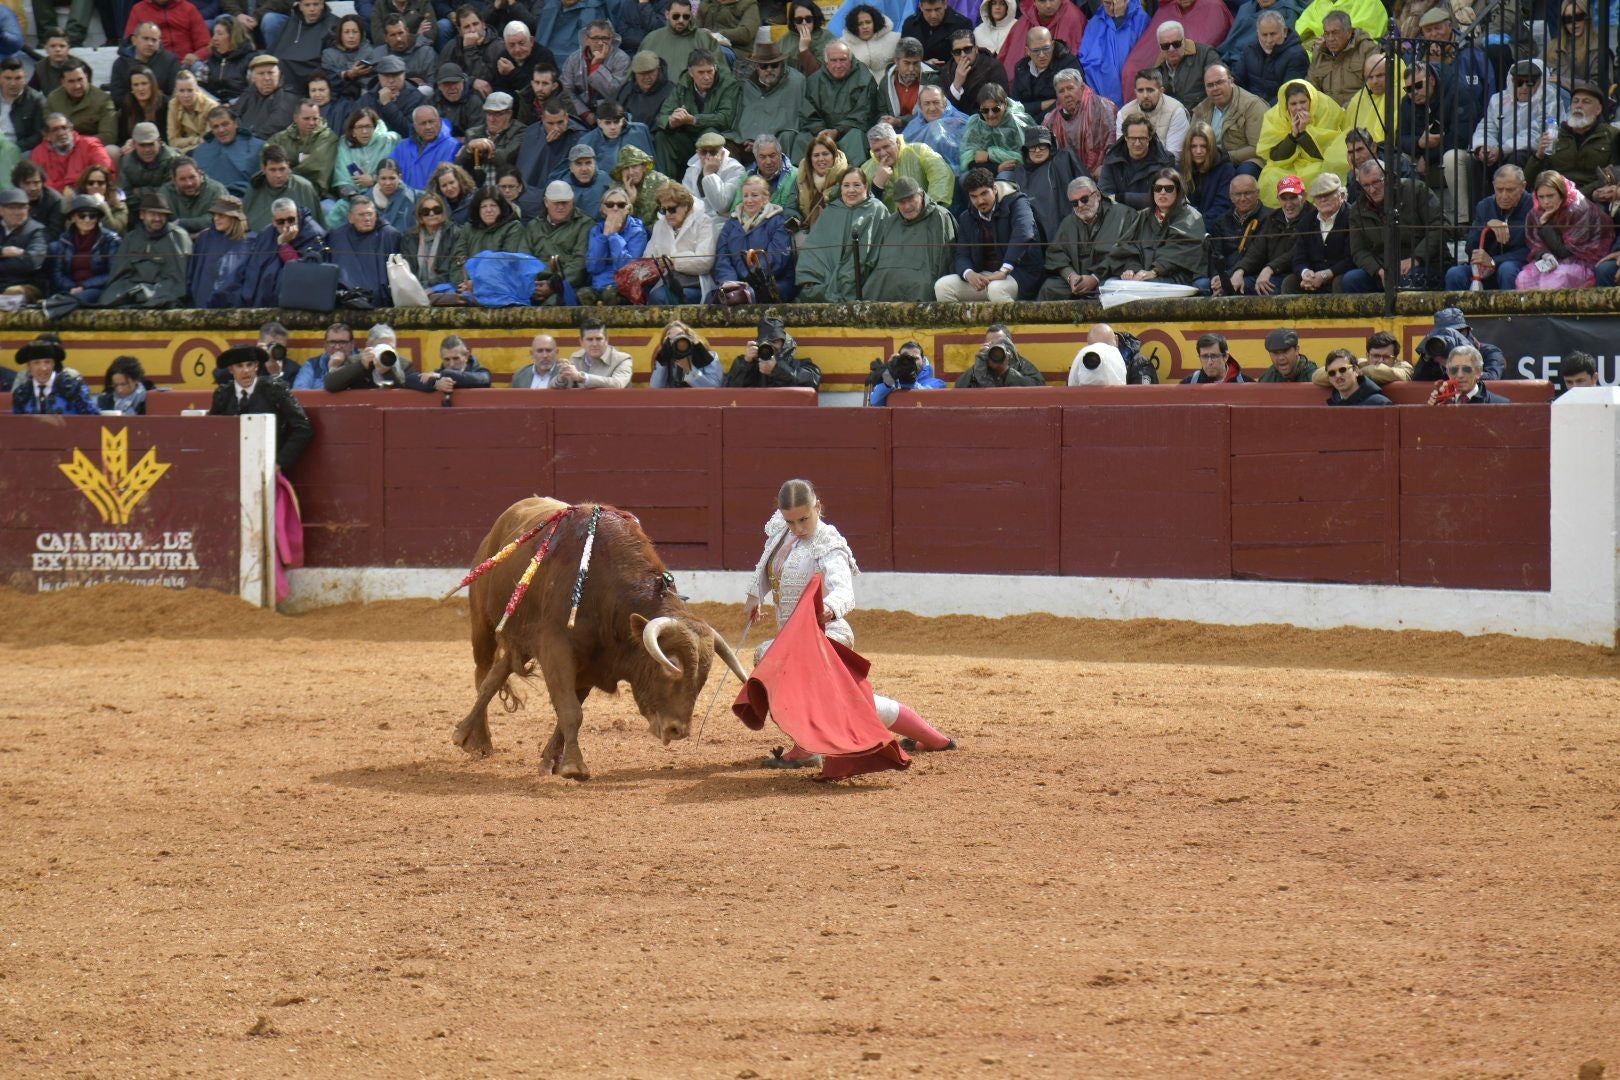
(278, 260, 340, 312)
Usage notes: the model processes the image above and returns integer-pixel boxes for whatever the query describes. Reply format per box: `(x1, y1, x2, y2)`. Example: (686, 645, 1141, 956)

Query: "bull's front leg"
(537, 669, 591, 779)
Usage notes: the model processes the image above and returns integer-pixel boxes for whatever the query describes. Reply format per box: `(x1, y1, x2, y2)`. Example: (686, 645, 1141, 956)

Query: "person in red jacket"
(125, 0, 209, 66)
(29, 112, 112, 192)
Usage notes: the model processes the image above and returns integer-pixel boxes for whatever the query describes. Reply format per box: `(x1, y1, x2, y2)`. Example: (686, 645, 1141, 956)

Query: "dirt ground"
(2, 585, 1617, 1080)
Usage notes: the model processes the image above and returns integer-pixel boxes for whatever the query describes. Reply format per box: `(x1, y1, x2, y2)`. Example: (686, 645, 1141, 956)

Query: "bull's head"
(628, 614, 749, 745)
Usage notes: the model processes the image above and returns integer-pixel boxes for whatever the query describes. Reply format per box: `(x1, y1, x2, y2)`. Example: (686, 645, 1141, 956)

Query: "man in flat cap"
(234, 56, 304, 140)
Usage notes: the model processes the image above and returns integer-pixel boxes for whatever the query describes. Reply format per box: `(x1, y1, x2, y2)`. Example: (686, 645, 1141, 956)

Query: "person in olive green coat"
(863, 175, 956, 301)
(610, 143, 674, 229)
(798, 41, 881, 166)
(697, 0, 761, 53)
(451, 187, 530, 287)
(654, 51, 743, 176)
(267, 102, 340, 199)
(525, 180, 594, 303)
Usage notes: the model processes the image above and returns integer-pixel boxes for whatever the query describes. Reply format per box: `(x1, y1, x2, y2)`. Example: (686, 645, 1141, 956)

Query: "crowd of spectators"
(0, 0, 1615, 308)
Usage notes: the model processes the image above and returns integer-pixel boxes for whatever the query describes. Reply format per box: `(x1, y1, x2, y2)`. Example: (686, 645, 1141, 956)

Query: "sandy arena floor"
(1, 586, 1617, 1079)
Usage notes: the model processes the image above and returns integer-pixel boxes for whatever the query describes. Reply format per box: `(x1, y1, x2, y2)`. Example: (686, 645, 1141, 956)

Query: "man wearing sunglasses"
(1323, 348, 1391, 406)
(640, 0, 725, 89)
(1148, 20, 1219, 112)
(733, 41, 806, 159)
(801, 41, 882, 165)
(900, 0, 972, 71)
(942, 29, 1007, 117)
(1469, 60, 1567, 177)
(1426, 344, 1508, 405)
(215, 196, 329, 308)
(1039, 175, 1132, 298)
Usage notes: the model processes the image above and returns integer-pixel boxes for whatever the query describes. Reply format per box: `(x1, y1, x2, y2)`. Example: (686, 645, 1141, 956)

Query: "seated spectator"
(1324, 347, 1392, 406)
(1098, 115, 1175, 211)
(1204, 172, 1269, 295)
(329, 108, 402, 226)
(583, 185, 649, 302)
(797, 165, 888, 301)
(899, 0, 969, 73)
(723, 315, 821, 388)
(682, 131, 745, 218)
(70, 164, 129, 232)
(1470, 60, 1568, 180)
(30, 112, 111, 193)
(44, 62, 117, 153)
(935, 166, 1039, 302)
(713, 175, 795, 301)
(841, 5, 900, 80)
(1066, 338, 1127, 386)
(1008, 124, 1083, 241)
(10, 340, 98, 414)
(868, 338, 945, 405)
(270, 101, 339, 201)
(494, 168, 529, 211)
(365, 13, 440, 89)
(1117, 167, 1205, 285)
(1181, 121, 1233, 226)
(656, 49, 740, 177)
(440, 7, 499, 96)
(512, 333, 563, 388)
(955, 330, 1042, 387)
(291, 322, 357, 390)
(1413, 308, 1504, 382)
(426, 160, 477, 222)
(450, 185, 529, 293)
(308, 72, 354, 139)
(975, 0, 1019, 62)
(161, 157, 227, 234)
(1516, 170, 1615, 290)
(1192, 64, 1265, 178)
(1151, 21, 1221, 112)
(352, 56, 420, 139)
(98, 356, 156, 415)
(234, 56, 303, 142)
(611, 143, 671, 230)
(556, 318, 633, 388)
(407, 333, 493, 397)
(1043, 68, 1113, 177)
(795, 129, 852, 232)
(458, 92, 526, 182)
(1012, 27, 1080, 122)
(244, 143, 321, 231)
(0, 187, 47, 300)
(191, 106, 264, 196)
(188, 194, 253, 308)
(324, 324, 415, 391)
(322, 14, 372, 103)
(1040, 175, 1133, 298)
(943, 29, 1009, 118)
(1117, 69, 1189, 155)
(1526, 80, 1615, 203)
(1342, 125, 1418, 206)
(640, 182, 715, 302)
(1398, 60, 1475, 222)
(650, 320, 723, 388)
(393, 106, 461, 191)
(566, 143, 610, 217)
(732, 134, 799, 217)
(1427, 343, 1509, 405)
(865, 175, 955, 301)
(30, 30, 75, 97)
(117, 122, 182, 200)
(372, 159, 418, 232)
(1344, 159, 1446, 292)
(1358, 330, 1413, 383)
(526, 181, 593, 303)
(1230, 172, 1308, 294)
(561, 22, 628, 125)
(47, 194, 119, 307)
(92, 192, 193, 308)
(329, 195, 401, 306)
(216, 198, 327, 307)
(199, 16, 255, 103)
(579, 99, 653, 169)
(115, 66, 168, 149)
(1554, 351, 1600, 396)
(1077, 0, 1144, 114)
(129, 0, 210, 65)
(1232, 11, 1306, 105)
(959, 83, 1023, 175)
(1342, 53, 1402, 149)
(875, 37, 930, 133)
(862, 121, 953, 212)
(999, 0, 1083, 81)
(1445, 164, 1533, 291)
(515, 97, 586, 195)
(1305, 10, 1375, 107)
(902, 85, 967, 176)
(642, 0, 725, 81)
(1181, 331, 1249, 383)
(433, 63, 487, 138)
(1257, 79, 1347, 208)
(15, 161, 65, 238)
(1544, 0, 1600, 89)
(617, 52, 672, 131)
(799, 41, 882, 168)
(1259, 326, 1316, 382)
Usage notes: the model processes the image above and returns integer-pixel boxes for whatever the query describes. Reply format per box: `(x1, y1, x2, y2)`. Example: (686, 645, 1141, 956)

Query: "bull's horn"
(709, 625, 748, 683)
(641, 616, 683, 677)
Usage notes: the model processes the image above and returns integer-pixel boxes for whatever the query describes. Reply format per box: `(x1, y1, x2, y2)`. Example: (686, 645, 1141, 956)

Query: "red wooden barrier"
(898, 382, 1557, 405)
(1229, 407, 1401, 584)
(143, 387, 818, 414)
(1061, 406, 1232, 579)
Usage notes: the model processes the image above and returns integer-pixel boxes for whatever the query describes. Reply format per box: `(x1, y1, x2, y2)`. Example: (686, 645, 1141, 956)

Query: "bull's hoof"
(557, 758, 591, 781)
(452, 716, 494, 757)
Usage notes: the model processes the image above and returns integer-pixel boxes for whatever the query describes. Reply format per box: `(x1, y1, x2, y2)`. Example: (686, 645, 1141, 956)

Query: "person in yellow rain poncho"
(1257, 79, 1349, 207)
(1341, 52, 1405, 145)
(1294, 0, 1387, 45)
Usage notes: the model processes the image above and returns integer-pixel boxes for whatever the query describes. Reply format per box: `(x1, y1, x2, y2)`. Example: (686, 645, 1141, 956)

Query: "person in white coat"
(643, 182, 717, 302)
(681, 132, 747, 217)
(975, 0, 1021, 58)
(840, 4, 901, 79)
(745, 478, 957, 768)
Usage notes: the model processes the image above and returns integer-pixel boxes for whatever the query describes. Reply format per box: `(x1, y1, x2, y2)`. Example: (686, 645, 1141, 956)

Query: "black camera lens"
(757, 342, 775, 362)
(672, 336, 692, 355)
(269, 343, 288, 362)
(986, 345, 1006, 363)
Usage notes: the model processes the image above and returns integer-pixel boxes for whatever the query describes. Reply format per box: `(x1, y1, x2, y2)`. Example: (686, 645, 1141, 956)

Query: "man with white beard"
(1526, 80, 1618, 206)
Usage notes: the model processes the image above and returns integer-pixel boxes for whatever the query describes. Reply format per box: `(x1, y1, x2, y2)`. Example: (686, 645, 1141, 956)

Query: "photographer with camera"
(865, 339, 945, 406)
(214, 319, 298, 386)
(324, 322, 417, 391)
(723, 316, 823, 389)
(650, 320, 723, 388)
(955, 325, 1043, 388)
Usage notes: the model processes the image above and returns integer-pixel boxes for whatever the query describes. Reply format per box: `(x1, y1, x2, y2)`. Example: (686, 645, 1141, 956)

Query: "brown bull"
(454, 497, 748, 780)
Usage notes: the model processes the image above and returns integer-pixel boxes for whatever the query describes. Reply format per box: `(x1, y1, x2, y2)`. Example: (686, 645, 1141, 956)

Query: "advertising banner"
(0, 416, 275, 603)
(1465, 315, 1619, 382)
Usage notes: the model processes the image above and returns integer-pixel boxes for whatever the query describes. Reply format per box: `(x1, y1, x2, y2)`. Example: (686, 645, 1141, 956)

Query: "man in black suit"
(207, 345, 314, 473)
(1285, 171, 1355, 294)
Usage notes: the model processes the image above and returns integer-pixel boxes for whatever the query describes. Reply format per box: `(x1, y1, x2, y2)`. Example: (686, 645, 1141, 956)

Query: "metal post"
(1382, 17, 1399, 319)
(851, 231, 865, 300)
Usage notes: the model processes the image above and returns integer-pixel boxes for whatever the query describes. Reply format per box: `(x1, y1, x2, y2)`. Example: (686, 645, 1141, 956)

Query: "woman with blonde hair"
(167, 71, 219, 153)
(191, 195, 254, 309)
(427, 162, 478, 224)
(1545, 0, 1601, 87)
(642, 183, 716, 303)
(795, 132, 850, 235)
(68, 164, 128, 233)
(649, 320, 722, 387)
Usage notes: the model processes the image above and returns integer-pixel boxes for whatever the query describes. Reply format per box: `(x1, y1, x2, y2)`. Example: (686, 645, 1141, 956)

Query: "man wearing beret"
(208, 345, 313, 472)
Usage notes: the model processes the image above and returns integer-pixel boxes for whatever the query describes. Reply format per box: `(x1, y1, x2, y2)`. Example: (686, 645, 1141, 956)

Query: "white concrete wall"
(283, 397, 1620, 646)
(237, 416, 277, 608)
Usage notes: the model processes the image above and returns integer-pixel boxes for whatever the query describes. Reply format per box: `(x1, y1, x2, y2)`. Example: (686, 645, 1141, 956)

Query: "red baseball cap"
(1276, 175, 1305, 196)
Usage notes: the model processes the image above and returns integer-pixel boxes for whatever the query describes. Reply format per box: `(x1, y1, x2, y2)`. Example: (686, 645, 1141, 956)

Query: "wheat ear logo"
(58, 427, 172, 525)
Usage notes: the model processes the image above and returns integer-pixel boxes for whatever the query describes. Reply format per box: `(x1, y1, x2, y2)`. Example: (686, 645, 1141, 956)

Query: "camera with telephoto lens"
(755, 342, 775, 363)
(661, 333, 694, 363)
(984, 343, 1008, 366)
(266, 342, 287, 364)
(867, 351, 921, 389)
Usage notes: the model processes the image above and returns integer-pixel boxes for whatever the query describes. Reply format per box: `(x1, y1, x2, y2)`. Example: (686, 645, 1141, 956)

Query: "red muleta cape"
(732, 574, 910, 781)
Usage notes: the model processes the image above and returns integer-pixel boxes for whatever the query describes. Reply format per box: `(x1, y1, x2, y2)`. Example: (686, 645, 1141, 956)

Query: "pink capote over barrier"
(732, 574, 910, 781)
(275, 472, 304, 604)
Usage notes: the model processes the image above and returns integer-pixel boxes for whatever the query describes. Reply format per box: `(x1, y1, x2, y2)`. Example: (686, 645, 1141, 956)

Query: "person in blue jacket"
(190, 194, 255, 309)
(214, 200, 327, 307)
(867, 339, 946, 405)
(48, 195, 120, 306)
(712, 174, 796, 301)
(328, 194, 402, 306)
(583, 185, 648, 301)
